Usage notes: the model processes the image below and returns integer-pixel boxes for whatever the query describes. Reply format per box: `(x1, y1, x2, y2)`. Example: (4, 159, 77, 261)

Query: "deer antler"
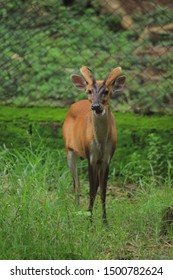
(80, 66, 95, 85)
(105, 67, 122, 86)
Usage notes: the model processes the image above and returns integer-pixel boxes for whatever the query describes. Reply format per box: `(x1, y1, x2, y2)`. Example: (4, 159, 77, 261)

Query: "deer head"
(71, 66, 126, 115)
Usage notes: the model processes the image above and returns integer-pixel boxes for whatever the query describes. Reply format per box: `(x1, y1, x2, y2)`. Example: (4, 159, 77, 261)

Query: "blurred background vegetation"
(0, 0, 173, 114)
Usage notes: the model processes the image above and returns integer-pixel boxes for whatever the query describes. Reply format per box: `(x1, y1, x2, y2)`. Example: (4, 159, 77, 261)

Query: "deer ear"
(112, 76, 126, 93)
(71, 75, 87, 90)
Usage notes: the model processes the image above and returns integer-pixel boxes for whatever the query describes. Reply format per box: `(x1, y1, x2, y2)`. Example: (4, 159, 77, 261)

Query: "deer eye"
(104, 90, 109, 96)
(88, 90, 92, 95)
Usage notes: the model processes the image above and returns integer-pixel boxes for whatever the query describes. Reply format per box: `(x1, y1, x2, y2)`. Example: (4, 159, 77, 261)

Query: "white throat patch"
(94, 108, 106, 117)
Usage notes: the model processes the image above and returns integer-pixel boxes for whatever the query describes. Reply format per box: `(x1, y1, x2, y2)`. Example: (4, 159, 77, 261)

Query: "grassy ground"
(0, 143, 173, 260)
(0, 107, 173, 259)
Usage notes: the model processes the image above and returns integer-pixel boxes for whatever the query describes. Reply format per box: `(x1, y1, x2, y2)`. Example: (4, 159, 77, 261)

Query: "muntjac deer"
(63, 66, 126, 223)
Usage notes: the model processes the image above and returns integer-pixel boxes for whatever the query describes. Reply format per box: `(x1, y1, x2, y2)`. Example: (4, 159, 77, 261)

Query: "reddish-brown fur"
(63, 100, 116, 159)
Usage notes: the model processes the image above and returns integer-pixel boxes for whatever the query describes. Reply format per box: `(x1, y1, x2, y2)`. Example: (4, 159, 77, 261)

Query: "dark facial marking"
(90, 82, 109, 114)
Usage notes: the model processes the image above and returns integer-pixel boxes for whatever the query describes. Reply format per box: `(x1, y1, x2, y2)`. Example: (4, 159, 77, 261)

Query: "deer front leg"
(67, 150, 80, 206)
(100, 164, 109, 224)
(88, 161, 99, 221)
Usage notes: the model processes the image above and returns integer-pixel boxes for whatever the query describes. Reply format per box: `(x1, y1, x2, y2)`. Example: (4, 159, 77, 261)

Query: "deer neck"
(92, 108, 110, 147)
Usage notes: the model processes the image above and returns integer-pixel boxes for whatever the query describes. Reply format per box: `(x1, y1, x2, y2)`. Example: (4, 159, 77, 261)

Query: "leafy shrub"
(146, 133, 173, 176)
(118, 133, 173, 183)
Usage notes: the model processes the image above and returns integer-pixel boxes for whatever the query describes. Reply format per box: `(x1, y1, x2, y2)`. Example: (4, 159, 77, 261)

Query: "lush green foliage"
(0, 0, 172, 113)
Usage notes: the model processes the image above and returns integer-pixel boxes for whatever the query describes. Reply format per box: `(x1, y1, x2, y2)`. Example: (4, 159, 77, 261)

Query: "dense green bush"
(0, 0, 172, 113)
(117, 132, 173, 183)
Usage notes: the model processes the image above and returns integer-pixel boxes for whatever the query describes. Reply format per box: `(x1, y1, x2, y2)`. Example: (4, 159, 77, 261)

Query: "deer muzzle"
(91, 103, 103, 114)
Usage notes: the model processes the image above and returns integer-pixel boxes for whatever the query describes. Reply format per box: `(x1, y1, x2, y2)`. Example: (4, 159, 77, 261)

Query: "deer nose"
(91, 103, 101, 111)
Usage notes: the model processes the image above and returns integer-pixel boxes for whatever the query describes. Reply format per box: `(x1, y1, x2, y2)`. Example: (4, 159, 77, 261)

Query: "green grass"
(1, 106, 172, 130)
(0, 144, 173, 260)
(0, 106, 67, 123)
(1, 106, 172, 155)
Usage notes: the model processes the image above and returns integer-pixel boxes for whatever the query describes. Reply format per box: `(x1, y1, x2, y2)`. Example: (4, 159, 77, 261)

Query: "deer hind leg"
(67, 149, 80, 206)
(88, 161, 99, 221)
